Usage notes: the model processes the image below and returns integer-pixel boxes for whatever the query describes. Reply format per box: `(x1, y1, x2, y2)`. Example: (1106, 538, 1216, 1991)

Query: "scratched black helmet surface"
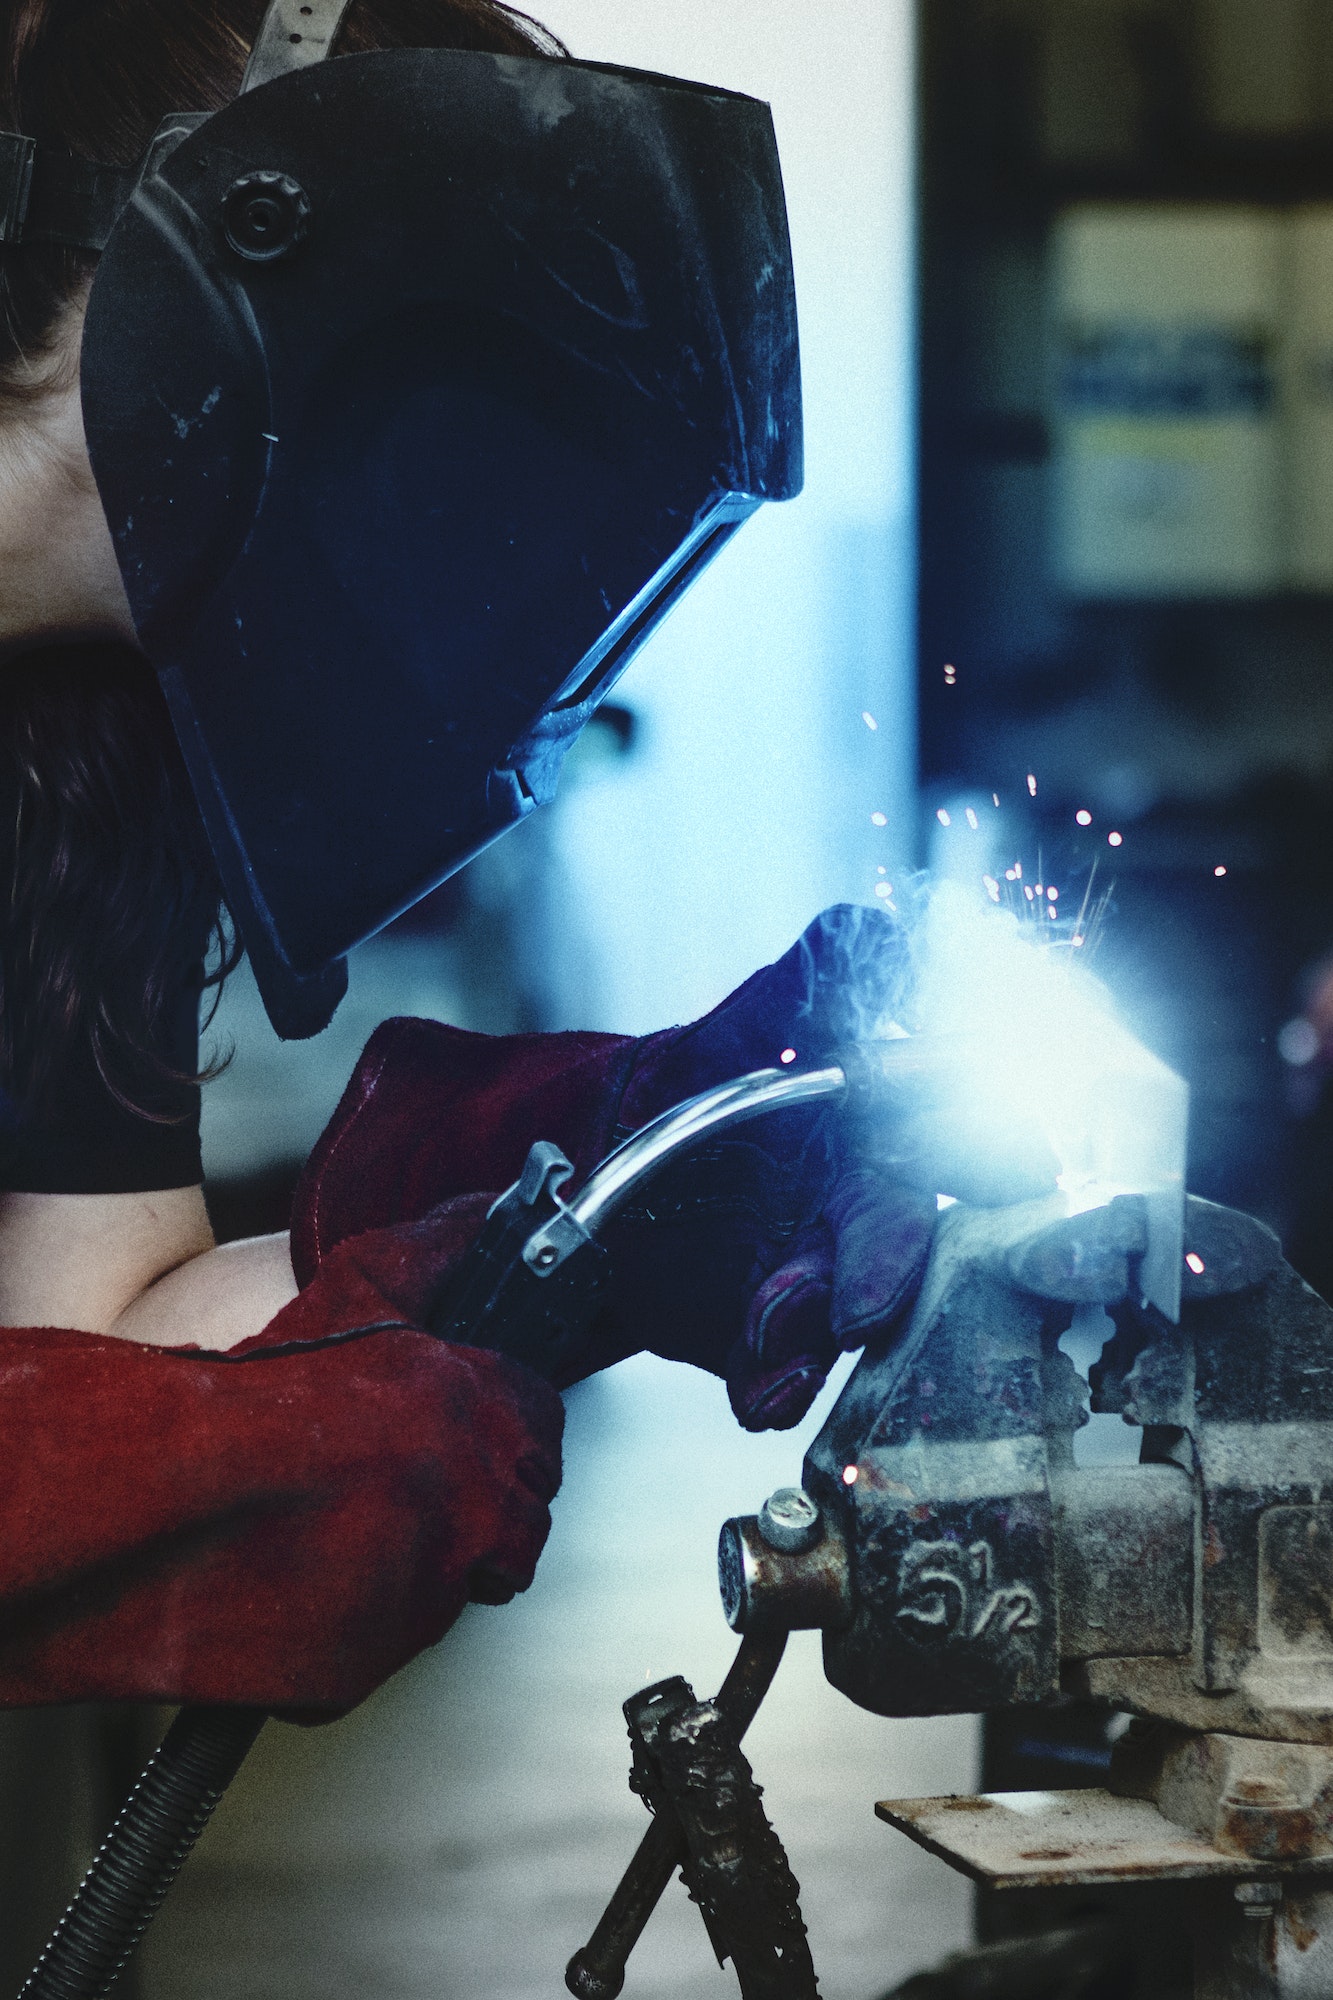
(61, 13, 801, 1033)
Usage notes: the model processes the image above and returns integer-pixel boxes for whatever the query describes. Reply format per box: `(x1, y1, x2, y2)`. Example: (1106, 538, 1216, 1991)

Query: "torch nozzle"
(549, 1034, 1064, 1253)
(835, 1036, 1063, 1209)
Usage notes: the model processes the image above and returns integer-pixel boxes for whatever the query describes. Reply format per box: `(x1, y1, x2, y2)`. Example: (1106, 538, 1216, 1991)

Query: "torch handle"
(564, 1816, 681, 2000)
(564, 1632, 788, 1999)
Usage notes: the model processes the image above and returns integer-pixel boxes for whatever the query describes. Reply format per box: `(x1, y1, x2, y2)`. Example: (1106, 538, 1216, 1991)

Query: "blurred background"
(917, 0, 1333, 1295)
(17, 2, 1333, 1997)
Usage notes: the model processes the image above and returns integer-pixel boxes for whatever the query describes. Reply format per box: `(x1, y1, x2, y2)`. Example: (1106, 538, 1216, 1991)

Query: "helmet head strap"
(0, 0, 353, 249)
(241, 0, 357, 93)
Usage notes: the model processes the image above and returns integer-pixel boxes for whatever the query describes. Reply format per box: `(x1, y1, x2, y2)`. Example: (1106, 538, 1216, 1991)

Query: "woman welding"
(0, 0, 933, 1713)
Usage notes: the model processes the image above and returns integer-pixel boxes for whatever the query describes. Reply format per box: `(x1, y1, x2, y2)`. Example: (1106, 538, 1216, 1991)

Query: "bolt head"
(758, 1486, 822, 1554)
(222, 171, 311, 263)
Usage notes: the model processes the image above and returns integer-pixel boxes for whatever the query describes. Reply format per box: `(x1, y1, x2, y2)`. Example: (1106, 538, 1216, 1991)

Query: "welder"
(0, 0, 935, 1715)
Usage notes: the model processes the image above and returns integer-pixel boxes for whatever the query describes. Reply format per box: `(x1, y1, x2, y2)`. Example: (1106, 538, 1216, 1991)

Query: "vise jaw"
(722, 1191, 1333, 1745)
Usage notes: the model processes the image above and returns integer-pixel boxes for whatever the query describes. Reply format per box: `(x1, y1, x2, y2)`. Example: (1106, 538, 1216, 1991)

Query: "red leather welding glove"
(0, 1217, 562, 1713)
(293, 905, 937, 1431)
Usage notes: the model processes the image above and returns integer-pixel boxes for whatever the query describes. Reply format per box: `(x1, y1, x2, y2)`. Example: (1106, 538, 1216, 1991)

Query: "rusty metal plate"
(874, 1788, 1330, 1888)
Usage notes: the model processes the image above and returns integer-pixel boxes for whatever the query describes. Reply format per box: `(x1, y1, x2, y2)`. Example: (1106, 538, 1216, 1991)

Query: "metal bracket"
(0, 112, 206, 252)
(241, 0, 358, 93)
(427, 1139, 577, 1339)
(424, 1138, 609, 1377)
(510, 1138, 574, 1213)
(875, 1785, 1333, 1889)
(522, 1204, 595, 1275)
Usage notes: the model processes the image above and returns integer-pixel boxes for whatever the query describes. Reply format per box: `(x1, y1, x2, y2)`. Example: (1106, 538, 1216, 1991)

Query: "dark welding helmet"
(0, 0, 801, 1033)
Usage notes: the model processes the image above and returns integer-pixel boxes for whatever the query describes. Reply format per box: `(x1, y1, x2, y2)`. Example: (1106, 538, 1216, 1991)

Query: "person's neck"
(0, 379, 137, 665)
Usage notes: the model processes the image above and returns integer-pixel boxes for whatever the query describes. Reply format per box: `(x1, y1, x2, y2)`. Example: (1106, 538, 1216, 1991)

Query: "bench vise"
(576, 1190, 1333, 1999)
(714, 1191, 1333, 2000)
(726, 1188, 1332, 1750)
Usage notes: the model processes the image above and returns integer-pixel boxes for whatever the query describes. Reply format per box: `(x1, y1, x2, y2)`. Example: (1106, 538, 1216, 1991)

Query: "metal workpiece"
(991, 1188, 1272, 1322)
(1005, 1192, 1174, 1308)
(718, 1512, 851, 1636)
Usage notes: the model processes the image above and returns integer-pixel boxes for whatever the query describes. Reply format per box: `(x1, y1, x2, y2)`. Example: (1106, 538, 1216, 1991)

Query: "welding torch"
(18, 1035, 1008, 2000)
(428, 1032, 1056, 1373)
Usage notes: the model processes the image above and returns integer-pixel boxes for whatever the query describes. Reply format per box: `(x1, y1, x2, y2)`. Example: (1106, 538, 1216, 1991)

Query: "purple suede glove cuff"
(723, 1170, 936, 1430)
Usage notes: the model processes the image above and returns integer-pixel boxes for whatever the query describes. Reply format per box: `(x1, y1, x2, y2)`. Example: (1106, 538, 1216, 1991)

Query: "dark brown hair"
(0, 0, 565, 1120)
(0, 0, 567, 395)
(0, 643, 230, 1121)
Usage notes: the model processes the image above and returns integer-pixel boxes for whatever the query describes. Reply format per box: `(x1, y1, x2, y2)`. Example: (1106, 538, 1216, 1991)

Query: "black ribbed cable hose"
(18, 1704, 266, 2000)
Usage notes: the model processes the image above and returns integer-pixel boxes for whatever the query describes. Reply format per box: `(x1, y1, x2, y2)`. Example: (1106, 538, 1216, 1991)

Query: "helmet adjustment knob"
(222, 171, 310, 262)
